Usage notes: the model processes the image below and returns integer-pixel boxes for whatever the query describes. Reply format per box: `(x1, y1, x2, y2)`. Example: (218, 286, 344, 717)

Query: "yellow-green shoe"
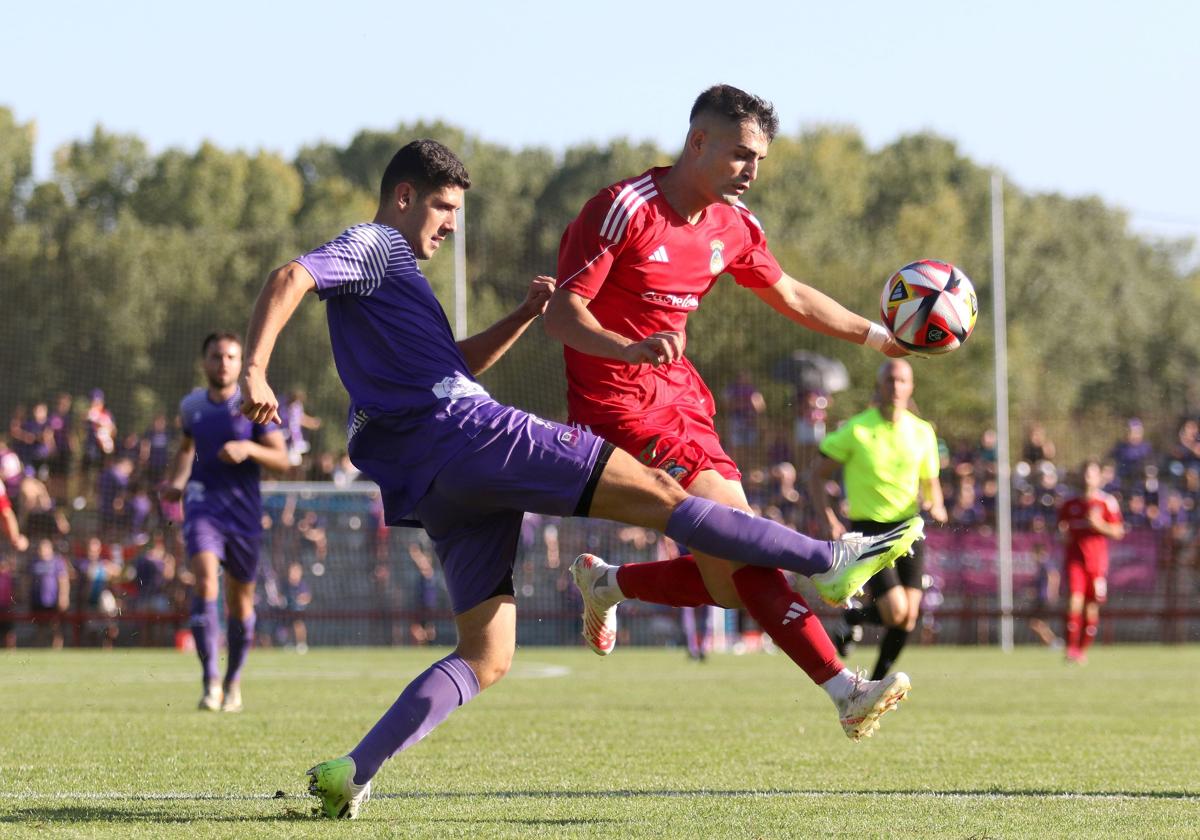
(810, 518, 925, 606)
(306, 756, 371, 819)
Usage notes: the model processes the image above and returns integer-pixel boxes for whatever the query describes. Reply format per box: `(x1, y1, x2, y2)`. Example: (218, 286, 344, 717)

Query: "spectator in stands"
(18, 472, 69, 543)
(792, 389, 830, 476)
(1169, 418, 1200, 472)
(973, 429, 999, 477)
(19, 402, 53, 479)
(133, 537, 171, 613)
(8, 405, 33, 466)
(29, 537, 70, 648)
(46, 393, 75, 502)
(83, 389, 117, 481)
(1124, 492, 1151, 529)
(283, 390, 322, 478)
(405, 539, 439, 646)
(1110, 417, 1153, 490)
(284, 560, 312, 653)
(949, 477, 986, 528)
(722, 370, 766, 453)
(97, 455, 134, 541)
(118, 429, 143, 467)
(140, 412, 176, 484)
(126, 480, 154, 544)
(1026, 539, 1061, 648)
(1021, 422, 1057, 467)
(75, 536, 120, 649)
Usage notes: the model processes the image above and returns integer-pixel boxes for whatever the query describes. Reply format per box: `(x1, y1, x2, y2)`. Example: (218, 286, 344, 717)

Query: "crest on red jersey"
(709, 239, 725, 275)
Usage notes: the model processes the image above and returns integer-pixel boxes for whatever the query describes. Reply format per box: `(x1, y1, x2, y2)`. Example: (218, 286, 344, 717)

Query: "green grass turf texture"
(2, 645, 1197, 838)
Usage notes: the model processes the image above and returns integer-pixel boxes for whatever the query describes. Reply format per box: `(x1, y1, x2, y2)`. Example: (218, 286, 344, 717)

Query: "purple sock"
(665, 496, 833, 576)
(348, 653, 480, 785)
(190, 597, 220, 684)
(224, 613, 255, 689)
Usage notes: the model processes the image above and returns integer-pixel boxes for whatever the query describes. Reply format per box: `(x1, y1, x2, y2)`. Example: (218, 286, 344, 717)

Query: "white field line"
(1, 790, 1197, 803)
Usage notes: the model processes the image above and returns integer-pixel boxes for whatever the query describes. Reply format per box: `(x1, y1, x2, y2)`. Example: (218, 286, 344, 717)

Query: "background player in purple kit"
(238, 139, 920, 819)
(163, 332, 288, 712)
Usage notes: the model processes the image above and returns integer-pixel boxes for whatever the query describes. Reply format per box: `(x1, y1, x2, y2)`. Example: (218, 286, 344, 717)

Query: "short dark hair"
(379, 139, 472, 202)
(202, 331, 241, 355)
(689, 85, 779, 141)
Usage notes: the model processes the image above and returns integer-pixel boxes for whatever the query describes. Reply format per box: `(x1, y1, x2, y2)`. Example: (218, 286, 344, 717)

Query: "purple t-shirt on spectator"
(30, 553, 67, 610)
(98, 465, 129, 520)
(180, 387, 277, 537)
(297, 223, 508, 518)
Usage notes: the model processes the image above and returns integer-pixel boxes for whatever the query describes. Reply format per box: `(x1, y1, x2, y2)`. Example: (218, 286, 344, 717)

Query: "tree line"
(1, 106, 1197, 461)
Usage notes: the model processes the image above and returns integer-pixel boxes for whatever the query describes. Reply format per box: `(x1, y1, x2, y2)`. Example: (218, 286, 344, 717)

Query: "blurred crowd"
(2, 380, 1198, 650)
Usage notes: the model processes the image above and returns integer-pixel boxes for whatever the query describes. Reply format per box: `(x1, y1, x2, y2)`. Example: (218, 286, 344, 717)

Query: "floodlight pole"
(454, 201, 467, 339)
(991, 171, 1014, 652)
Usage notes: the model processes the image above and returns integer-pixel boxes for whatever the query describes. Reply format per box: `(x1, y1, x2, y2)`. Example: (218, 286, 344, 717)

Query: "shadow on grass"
(3, 787, 1196, 824)
(0, 805, 313, 824)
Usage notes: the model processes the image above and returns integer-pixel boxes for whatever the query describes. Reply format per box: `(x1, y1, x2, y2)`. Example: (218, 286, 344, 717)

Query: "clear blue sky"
(4, 0, 1195, 242)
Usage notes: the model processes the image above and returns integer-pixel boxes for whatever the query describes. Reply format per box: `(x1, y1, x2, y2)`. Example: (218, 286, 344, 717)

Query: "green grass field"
(2, 645, 1198, 838)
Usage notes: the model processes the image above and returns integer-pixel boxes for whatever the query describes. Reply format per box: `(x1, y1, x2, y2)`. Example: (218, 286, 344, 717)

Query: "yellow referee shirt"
(818, 407, 939, 522)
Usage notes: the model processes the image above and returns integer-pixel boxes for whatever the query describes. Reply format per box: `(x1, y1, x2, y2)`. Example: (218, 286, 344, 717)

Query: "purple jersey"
(180, 387, 277, 536)
(30, 553, 67, 610)
(298, 223, 504, 517)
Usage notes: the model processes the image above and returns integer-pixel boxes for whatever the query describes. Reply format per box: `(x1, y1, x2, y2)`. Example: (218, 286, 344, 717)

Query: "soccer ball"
(881, 260, 978, 354)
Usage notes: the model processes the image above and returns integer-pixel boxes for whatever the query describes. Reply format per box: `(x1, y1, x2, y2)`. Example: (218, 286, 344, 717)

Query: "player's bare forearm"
(242, 262, 316, 423)
(163, 435, 195, 498)
(544, 288, 634, 361)
(457, 309, 537, 375)
(458, 275, 555, 375)
(752, 274, 874, 342)
(2, 507, 25, 550)
(246, 435, 291, 474)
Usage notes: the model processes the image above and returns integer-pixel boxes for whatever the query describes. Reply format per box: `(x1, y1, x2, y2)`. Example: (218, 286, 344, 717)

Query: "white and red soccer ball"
(881, 259, 978, 355)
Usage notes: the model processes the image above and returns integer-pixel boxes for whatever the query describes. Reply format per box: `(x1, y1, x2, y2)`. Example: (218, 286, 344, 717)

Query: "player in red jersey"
(545, 84, 916, 740)
(1057, 459, 1124, 663)
(0, 479, 28, 552)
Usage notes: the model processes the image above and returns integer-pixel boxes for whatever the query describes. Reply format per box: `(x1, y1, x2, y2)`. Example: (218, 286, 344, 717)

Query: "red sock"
(615, 555, 719, 608)
(1081, 614, 1098, 653)
(1065, 611, 1083, 651)
(731, 566, 843, 685)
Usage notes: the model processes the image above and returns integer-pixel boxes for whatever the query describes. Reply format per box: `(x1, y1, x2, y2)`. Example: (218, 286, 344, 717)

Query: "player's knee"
(467, 650, 513, 691)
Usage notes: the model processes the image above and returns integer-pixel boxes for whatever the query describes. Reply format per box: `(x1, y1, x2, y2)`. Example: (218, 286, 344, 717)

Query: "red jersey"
(557, 167, 782, 425)
(1058, 492, 1122, 574)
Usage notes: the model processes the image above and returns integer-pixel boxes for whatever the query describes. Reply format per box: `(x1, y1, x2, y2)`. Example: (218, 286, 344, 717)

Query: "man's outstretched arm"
(751, 272, 907, 357)
(456, 275, 554, 376)
(241, 261, 317, 424)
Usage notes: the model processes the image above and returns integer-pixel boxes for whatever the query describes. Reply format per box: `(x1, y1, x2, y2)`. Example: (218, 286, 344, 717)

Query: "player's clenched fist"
(519, 275, 557, 319)
(239, 368, 281, 425)
(621, 331, 685, 367)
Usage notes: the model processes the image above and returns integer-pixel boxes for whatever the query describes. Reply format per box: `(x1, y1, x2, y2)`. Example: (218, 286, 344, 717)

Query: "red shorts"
(580, 403, 740, 489)
(1066, 560, 1107, 603)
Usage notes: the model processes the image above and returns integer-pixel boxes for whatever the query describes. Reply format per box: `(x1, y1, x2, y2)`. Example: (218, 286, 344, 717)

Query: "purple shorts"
(184, 515, 261, 583)
(354, 405, 607, 614)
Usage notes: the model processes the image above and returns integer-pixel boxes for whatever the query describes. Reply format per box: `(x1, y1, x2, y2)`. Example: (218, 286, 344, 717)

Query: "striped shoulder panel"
(733, 200, 765, 231)
(598, 173, 658, 244)
(327, 223, 402, 296)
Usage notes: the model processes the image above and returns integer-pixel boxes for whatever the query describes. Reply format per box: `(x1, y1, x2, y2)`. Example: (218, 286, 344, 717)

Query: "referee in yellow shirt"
(810, 359, 948, 679)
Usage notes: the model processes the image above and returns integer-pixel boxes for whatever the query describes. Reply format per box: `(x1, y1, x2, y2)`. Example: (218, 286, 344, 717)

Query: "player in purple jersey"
(163, 332, 288, 713)
(238, 139, 922, 819)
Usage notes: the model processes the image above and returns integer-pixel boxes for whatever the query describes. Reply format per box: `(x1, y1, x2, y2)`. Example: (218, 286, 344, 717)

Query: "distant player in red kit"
(1057, 459, 1124, 663)
(546, 83, 923, 740)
